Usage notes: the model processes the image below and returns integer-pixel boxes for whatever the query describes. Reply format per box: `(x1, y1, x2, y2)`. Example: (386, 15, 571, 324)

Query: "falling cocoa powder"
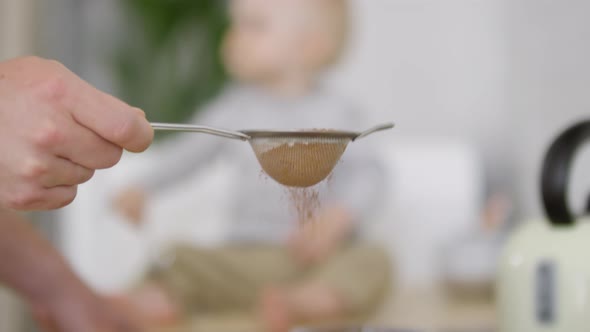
(287, 187, 321, 224)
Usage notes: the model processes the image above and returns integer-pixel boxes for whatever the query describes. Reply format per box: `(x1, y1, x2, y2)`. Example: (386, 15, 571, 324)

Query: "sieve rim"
(240, 129, 358, 140)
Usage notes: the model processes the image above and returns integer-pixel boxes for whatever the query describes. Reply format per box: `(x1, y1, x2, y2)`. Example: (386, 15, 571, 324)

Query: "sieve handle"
(150, 123, 251, 141)
(354, 122, 395, 141)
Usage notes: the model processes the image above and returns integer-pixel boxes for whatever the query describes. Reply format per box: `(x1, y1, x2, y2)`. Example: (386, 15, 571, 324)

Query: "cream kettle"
(497, 120, 590, 332)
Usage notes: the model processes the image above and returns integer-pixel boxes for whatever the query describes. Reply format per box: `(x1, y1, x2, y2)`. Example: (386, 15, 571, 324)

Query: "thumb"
(70, 80, 154, 153)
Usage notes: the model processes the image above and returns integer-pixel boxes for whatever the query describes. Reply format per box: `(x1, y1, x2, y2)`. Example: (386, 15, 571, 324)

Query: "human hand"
(0, 208, 144, 332)
(30, 281, 143, 332)
(0, 56, 153, 210)
(288, 205, 353, 265)
(113, 187, 148, 226)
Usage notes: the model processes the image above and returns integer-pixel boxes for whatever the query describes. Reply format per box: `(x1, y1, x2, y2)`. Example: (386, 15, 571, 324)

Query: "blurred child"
(114, 0, 390, 331)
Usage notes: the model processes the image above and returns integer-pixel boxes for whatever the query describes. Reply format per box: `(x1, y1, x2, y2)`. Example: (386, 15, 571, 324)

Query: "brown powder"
(255, 141, 347, 188)
(253, 138, 346, 226)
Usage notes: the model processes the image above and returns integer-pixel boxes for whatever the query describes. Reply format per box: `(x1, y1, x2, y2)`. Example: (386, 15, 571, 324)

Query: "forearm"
(0, 209, 83, 303)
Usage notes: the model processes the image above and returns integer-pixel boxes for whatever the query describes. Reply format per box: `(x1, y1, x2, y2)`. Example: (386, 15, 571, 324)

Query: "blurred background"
(2, 0, 590, 331)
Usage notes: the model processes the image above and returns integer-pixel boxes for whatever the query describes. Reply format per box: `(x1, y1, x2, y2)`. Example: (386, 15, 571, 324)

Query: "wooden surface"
(152, 287, 496, 332)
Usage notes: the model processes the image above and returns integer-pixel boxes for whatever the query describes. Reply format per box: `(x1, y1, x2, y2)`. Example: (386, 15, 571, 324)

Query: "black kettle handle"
(541, 120, 590, 225)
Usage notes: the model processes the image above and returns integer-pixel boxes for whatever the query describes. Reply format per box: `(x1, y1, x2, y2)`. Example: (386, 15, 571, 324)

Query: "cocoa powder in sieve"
(256, 141, 346, 188)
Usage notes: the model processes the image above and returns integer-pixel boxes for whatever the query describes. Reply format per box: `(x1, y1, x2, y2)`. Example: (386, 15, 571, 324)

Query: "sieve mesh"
(249, 136, 350, 187)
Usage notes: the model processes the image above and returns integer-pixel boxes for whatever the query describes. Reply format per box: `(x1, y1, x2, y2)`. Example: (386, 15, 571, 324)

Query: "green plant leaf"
(113, 0, 228, 133)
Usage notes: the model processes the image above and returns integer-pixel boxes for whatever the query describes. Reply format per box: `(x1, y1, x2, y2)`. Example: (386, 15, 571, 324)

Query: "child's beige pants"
(148, 244, 391, 316)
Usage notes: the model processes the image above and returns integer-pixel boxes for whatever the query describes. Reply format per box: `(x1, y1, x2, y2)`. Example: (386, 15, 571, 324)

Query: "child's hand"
(113, 187, 147, 226)
(288, 205, 353, 266)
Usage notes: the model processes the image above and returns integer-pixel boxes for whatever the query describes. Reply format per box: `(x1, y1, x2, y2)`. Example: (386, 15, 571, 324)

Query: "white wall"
(327, 0, 590, 219)
(507, 0, 590, 218)
(325, 0, 514, 202)
(328, 0, 507, 136)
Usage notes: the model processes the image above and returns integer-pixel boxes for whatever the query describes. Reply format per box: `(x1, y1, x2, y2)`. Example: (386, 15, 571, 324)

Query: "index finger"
(69, 80, 154, 153)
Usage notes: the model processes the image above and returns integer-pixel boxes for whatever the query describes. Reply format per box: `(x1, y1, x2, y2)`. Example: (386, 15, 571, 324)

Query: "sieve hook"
(353, 122, 395, 141)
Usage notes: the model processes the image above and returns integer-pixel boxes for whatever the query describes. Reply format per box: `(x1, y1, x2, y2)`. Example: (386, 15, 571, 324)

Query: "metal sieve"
(151, 122, 394, 187)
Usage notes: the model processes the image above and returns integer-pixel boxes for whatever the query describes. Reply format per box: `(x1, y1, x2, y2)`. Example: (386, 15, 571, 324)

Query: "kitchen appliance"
(292, 328, 493, 332)
(497, 120, 590, 331)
